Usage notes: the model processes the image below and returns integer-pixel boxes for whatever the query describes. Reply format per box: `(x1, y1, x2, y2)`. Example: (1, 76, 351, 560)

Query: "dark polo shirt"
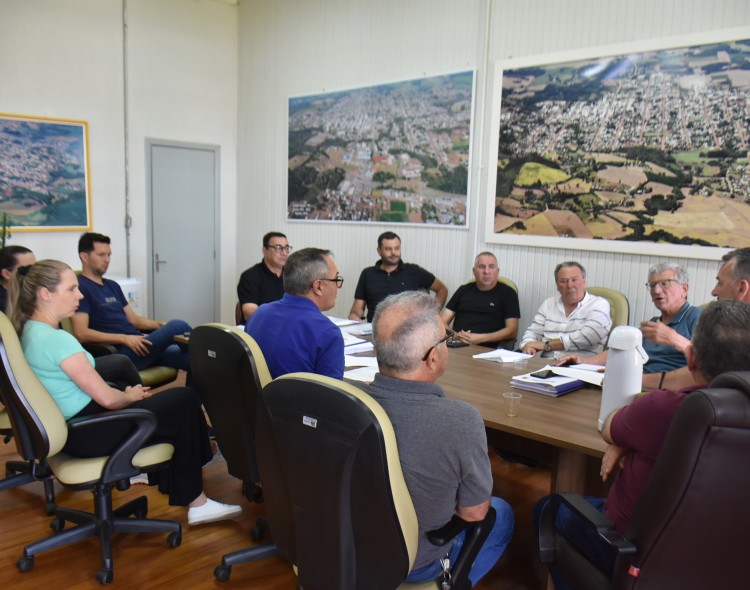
(353, 259, 435, 322)
(446, 282, 520, 348)
(237, 261, 284, 308)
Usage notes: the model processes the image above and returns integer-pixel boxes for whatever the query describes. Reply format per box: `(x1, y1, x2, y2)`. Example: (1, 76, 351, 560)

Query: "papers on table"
(345, 355, 378, 368)
(327, 316, 358, 327)
(341, 322, 373, 336)
(551, 365, 605, 387)
(344, 341, 374, 354)
(473, 349, 533, 363)
(342, 331, 366, 347)
(511, 368, 584, 397)
(344, 366, 379, 383)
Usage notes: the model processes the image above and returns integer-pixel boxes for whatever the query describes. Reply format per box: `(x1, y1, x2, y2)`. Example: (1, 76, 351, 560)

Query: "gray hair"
(282, 248, 332, 296)
(721, 248, 750, 282)
(474, 251, 497, 266)
(648, 261, 689, 285)
(554, 261, 586, 280)
(692, 300, 750, 381)
(372, 291, 441, 374)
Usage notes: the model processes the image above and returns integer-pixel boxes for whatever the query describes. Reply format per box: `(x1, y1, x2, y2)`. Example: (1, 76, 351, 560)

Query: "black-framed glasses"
(319, 274, 344, 288)
(266, 244, 293, 253)
(645, 279, 679, 291)
(421, 329, 455, 362)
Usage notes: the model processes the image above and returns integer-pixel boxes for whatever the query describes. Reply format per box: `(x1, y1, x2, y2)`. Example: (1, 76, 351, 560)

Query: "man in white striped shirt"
(520, 262, 611, 358)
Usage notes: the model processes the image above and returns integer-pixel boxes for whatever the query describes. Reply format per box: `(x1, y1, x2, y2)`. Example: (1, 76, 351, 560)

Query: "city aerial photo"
(494, 38, 750, 248)
(0, 115, 90, 228)
(288, 71, 474, 225)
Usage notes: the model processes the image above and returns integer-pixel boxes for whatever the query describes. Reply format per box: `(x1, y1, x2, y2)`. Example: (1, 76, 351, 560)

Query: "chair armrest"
(427, 507, 497, 590)
(66, 408, 158, 484)
(81, 342, 118, 357)
(539, 492, 636, 565)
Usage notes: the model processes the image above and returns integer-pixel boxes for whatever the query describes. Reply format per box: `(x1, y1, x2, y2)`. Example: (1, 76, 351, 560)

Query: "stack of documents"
(473, 349, 533, 363)
(510, 364, 604, 396)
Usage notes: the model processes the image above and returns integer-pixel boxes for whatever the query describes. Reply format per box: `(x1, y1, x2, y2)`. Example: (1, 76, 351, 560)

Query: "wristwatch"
(542, 339, 552, 352)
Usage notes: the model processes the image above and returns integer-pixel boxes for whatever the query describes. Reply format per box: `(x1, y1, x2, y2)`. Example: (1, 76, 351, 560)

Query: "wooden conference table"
(435, 345, 608, 494)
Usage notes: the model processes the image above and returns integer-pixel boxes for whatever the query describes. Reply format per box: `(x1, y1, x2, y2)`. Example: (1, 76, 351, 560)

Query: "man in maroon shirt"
(539, 300, 750, 589)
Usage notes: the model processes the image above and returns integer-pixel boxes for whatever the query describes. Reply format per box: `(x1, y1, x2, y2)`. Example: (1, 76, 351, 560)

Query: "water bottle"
(598, 326, 649, 431)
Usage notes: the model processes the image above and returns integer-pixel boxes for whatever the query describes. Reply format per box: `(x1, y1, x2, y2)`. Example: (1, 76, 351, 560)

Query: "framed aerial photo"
(485, 28, 750, 260)
(0, 113, 92, 232)
(288, 70, 475, 227)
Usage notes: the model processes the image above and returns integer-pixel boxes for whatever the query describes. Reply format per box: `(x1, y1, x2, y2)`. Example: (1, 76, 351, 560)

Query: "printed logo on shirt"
(104, 297, 118, 304)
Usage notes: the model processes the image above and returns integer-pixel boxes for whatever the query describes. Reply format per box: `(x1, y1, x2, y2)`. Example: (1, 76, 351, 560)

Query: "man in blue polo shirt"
(245, 247, 344, 379)
(348, 231, 448, 322)
(72, 232, 191, 375)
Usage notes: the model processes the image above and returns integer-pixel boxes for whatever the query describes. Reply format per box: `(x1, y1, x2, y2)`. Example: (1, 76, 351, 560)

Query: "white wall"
(236, 0, 750, 331)
(0, 0, 238, 319)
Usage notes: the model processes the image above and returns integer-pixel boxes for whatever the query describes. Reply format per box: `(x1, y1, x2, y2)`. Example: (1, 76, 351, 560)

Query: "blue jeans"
(406, 497, 514, 587)
(534, 495, 617, 590)
(118, 319, 192, 372)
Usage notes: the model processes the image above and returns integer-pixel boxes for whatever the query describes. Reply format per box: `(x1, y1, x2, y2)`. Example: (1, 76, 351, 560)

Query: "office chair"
(0, 313, 181, 584)
(59, 316, 179, 388)
(0, 400, 56, 515)
(214, 373, 496, 589)
(538, 370, 750, 590)
(587, 286, 629, 329)
(188, 323, 270, 504)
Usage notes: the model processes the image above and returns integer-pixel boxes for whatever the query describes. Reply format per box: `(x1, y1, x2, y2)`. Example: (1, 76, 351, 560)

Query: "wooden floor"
(0, 374, 552, 589)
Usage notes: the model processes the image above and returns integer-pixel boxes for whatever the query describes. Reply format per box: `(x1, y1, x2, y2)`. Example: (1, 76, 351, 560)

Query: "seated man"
(441, 251, 520, 349)
(349, 231, 448, 322)
(0, 245, 36, 311)
(520, 261, 611, 357)
(559, 262, 701, 378)
(72, 232, 191, 375)
(245, 247, 344, 379)
(236, 231, 290, 322)
(537, 299, 750, 590)
(363, 291, 514, 586)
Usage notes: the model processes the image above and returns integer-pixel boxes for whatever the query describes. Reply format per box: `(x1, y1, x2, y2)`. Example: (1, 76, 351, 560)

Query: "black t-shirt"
(353, 260, 435, 322)
(236, 261, 284, 307)
(446, 282, 520, 346)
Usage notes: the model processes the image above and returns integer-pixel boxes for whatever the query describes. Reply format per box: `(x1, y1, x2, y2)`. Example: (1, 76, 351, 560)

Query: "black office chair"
(0, 312, 181, 584)
(538, 371, 750, 590)
(188, 323, 271, 503)
(214, 373, 496, 589)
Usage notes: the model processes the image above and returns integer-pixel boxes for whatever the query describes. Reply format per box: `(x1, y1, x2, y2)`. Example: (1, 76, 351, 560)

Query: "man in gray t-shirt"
(362, 291, 514, 586)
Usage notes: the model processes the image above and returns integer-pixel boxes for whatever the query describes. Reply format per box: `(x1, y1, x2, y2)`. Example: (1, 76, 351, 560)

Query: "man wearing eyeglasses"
(245, 247, 344, 380)
(349, 231, 448, 322)
(236, 232, 291, 322)
(362, 291, 514, 586)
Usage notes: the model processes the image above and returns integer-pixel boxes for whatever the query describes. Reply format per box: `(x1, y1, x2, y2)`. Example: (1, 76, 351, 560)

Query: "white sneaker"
(129, 473, 150, 486)
(188, 498, 242, 526)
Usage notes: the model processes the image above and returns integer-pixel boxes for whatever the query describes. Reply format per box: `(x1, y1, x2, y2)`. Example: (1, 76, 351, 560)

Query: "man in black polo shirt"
(348, 231, 448, 322)
(441, 251, 520, 349)
(237, 232, 290, 321)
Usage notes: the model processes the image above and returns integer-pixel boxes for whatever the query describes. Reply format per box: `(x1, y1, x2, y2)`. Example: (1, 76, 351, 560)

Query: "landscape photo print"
(0, 113, 92, 231)
(486, 29, 750, 259)
(288, 70, 475, 226)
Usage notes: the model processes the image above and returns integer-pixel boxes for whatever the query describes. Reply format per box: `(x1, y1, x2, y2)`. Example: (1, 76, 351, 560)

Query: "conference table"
(434, 345, 608, 495)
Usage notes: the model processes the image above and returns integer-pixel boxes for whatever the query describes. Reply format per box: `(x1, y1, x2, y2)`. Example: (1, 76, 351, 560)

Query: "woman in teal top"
(9, 260, 241, 526)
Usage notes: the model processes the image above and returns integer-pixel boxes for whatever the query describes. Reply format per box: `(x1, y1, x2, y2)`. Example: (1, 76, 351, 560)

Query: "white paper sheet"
(344, 366, 379, 383)
(472, 349, 533, 363)
(345, 355, 378, 368)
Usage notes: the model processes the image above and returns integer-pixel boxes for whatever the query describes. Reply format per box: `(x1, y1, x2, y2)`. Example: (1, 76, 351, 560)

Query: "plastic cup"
(503, 392, 522, 417)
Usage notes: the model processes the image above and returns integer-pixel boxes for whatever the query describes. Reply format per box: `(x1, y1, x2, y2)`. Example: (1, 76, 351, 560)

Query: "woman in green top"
(8, 260, 241, 526)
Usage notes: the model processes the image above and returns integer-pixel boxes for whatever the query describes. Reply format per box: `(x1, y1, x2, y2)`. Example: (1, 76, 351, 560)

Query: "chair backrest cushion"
(188, 323, 270, 485)
(618, 371, 750, 589)
(257, 373, 418, 590)
(0, 312, 68, 459)
(587, 286, 629, 328)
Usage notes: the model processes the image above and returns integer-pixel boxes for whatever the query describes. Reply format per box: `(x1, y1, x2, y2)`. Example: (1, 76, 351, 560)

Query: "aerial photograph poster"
(487, 31, 750, 259)
(288, 70, 474, 226)
(0, 113, 92, 231)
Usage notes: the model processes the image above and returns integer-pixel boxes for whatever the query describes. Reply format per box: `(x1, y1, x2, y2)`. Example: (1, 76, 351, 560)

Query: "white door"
(147, 140, 219, 327)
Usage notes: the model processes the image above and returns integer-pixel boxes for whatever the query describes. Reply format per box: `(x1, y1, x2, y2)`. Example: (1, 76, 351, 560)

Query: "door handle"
(155, 253, 168, 271)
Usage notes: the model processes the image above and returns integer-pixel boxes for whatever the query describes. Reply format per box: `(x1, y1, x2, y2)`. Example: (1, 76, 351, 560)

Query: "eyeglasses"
(319, 274, 344, 288)
(645, 279, 680, 291)
(421, 329, 455, 362)
(266, 245, 293, 253)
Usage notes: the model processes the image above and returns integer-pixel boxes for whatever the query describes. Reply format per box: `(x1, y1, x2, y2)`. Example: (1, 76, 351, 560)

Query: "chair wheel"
(167, 531, 182, 548)
(50, 517, 65, 532)
(214, 564, 231, 581)
(16, 555, 34, 572)
(96, 568, 113, 584)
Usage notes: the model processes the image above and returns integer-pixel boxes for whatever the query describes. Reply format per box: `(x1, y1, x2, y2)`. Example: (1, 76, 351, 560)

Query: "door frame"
(145, 138, 221, 323)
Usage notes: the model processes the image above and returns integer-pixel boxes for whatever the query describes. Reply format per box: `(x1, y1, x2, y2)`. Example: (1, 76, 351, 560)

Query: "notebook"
(510, 371, 584, 397)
